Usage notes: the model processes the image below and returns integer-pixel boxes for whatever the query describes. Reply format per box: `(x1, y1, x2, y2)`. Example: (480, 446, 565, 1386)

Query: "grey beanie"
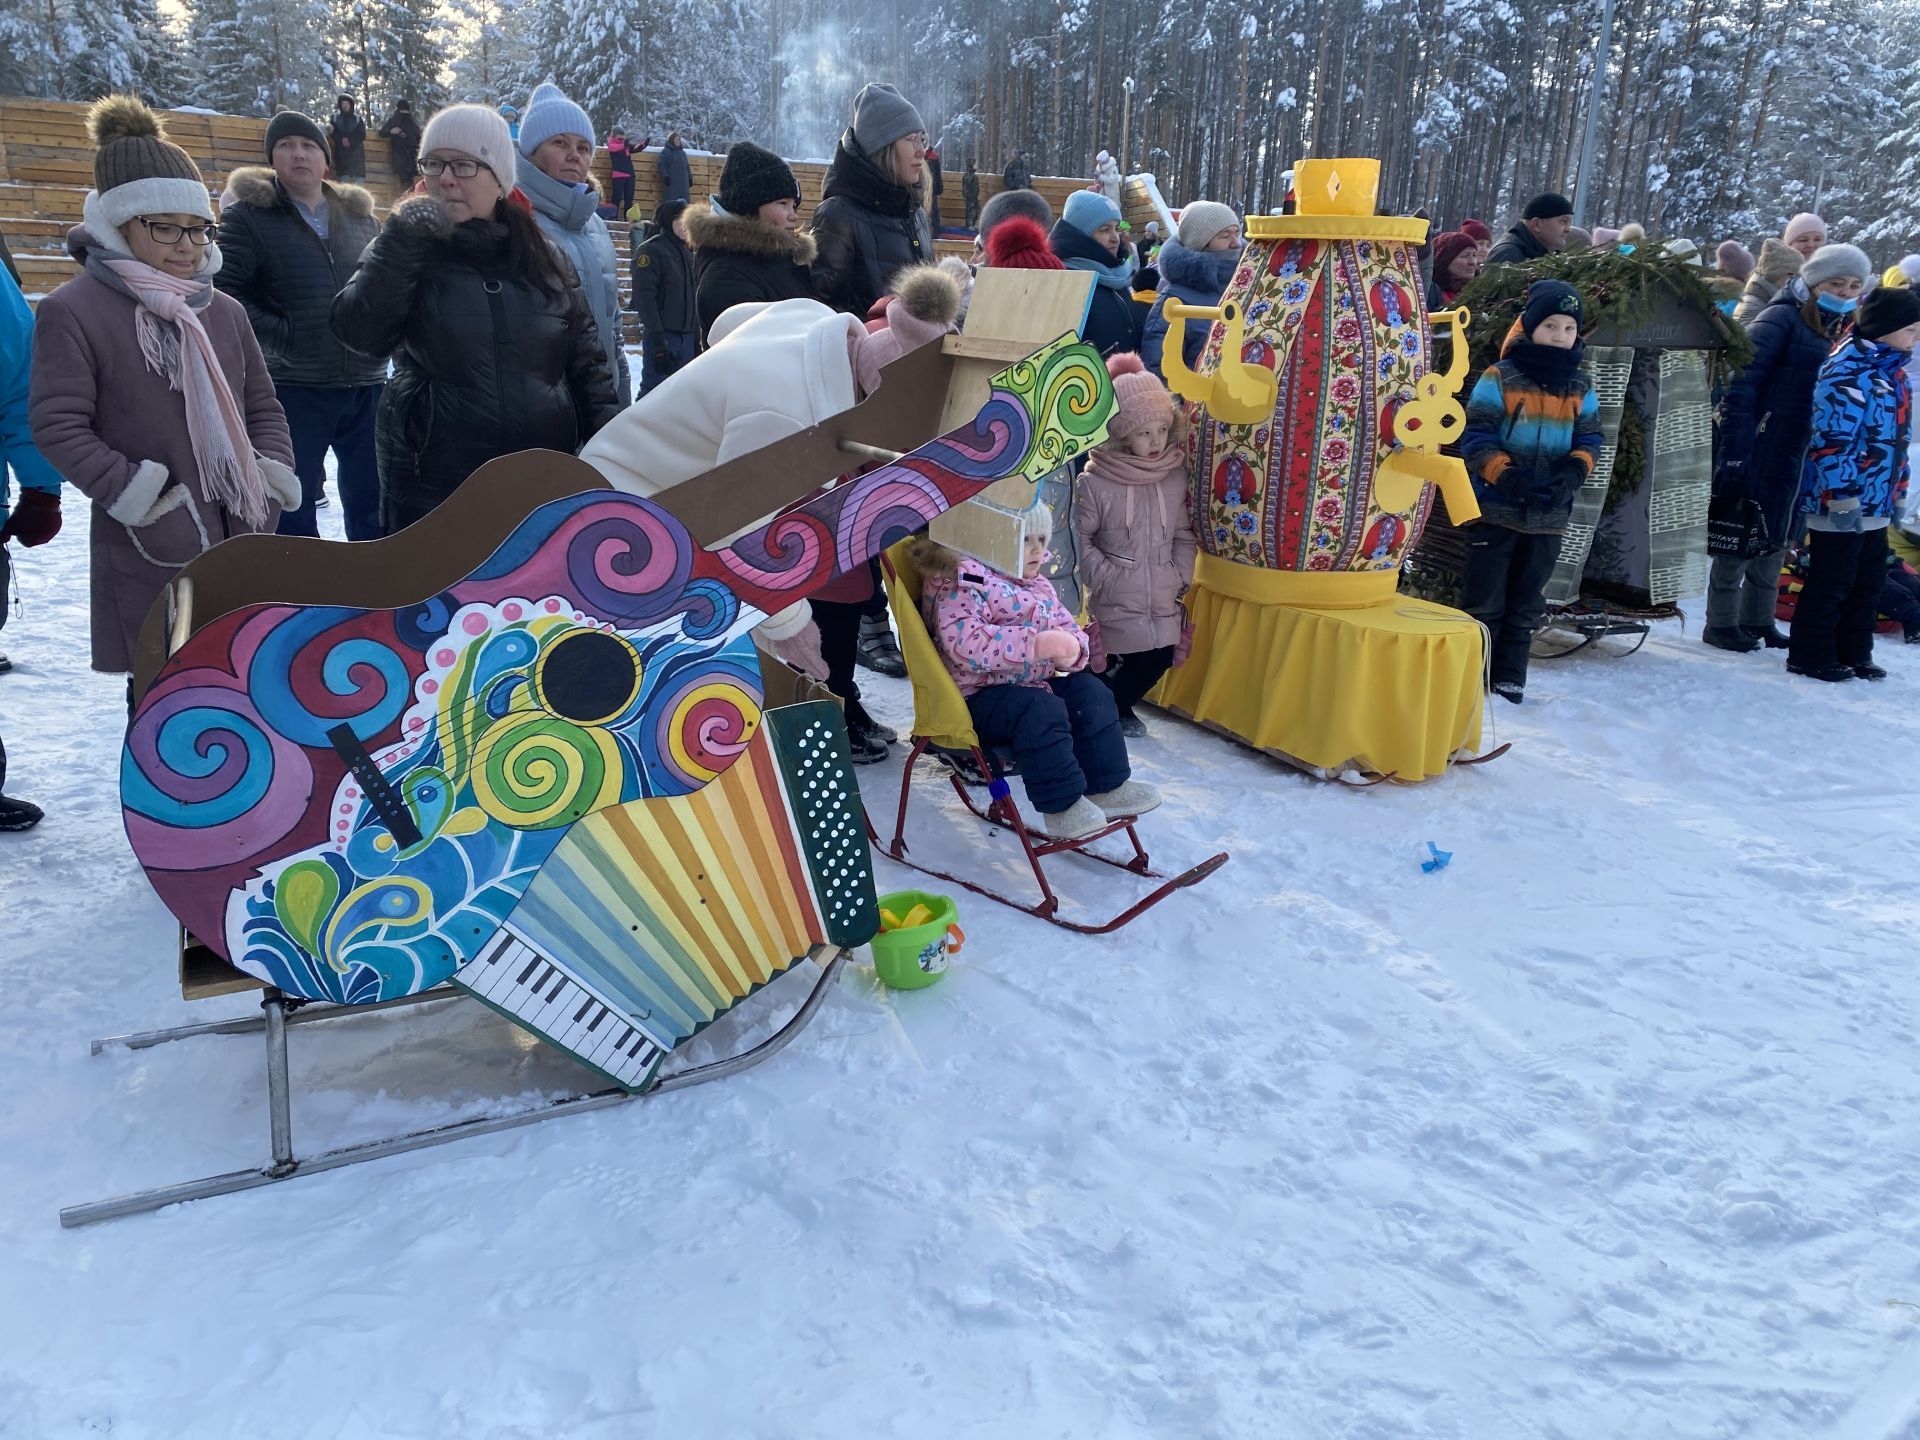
(1801, 242, 1872, 290)
(1177, 200, 1240, 249)
(849, 83, 924, 157)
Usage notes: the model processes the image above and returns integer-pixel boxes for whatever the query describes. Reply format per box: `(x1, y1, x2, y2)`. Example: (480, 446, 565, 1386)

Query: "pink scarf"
(101, 256, 270, 529)
(1084, 441, 1186, 488)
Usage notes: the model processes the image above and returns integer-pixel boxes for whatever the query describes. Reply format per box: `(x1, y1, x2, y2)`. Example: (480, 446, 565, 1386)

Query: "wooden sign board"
(929, 267, 1096, 574)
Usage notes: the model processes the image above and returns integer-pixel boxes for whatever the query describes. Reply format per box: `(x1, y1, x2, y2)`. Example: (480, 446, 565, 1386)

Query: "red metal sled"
(878, 542, 1228, 934)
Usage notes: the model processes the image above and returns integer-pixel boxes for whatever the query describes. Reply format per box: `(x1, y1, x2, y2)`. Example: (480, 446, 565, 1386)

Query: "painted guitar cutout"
(123, 334, 1116, 1005)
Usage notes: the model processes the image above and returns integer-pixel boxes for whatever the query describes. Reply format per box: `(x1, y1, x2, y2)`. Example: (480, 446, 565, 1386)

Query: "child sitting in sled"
(911, 509, 1161, 841)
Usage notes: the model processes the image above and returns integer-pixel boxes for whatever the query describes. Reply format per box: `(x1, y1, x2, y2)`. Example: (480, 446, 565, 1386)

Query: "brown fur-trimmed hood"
(685, 207, 817, 265)
(223, 164, 375, 219)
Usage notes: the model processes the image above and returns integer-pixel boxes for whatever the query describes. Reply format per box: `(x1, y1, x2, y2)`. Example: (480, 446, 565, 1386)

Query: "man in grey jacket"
(515, 83, 632, 408)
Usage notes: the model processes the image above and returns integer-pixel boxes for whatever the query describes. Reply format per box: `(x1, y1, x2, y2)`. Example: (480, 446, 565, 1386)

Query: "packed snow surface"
(3, 504, 1920, 1439)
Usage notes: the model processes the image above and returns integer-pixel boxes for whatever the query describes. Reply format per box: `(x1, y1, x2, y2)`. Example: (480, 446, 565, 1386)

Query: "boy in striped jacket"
(1459, 279, 1603, 702)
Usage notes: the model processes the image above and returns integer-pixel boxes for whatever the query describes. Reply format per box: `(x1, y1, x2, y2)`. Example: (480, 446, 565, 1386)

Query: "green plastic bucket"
(871, 889, 963, 990)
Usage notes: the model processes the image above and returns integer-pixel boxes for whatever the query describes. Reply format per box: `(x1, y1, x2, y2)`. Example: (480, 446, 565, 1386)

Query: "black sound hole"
(542, 631, 637, 724)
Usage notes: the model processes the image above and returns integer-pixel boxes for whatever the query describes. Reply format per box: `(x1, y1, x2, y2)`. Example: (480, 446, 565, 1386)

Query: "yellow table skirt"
(1153, 566, 1486, 781)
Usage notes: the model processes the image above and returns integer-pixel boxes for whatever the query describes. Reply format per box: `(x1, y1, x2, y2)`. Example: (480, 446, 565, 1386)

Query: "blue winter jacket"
(1140, 239, 1242, 373)
(1799, 334, 1912, 523)
(1716, 287, 1843, 546)
(0, 267, 63, 531)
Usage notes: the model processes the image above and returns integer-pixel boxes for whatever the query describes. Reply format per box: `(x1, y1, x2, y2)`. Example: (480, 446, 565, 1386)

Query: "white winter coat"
(581, 297, 866, 640)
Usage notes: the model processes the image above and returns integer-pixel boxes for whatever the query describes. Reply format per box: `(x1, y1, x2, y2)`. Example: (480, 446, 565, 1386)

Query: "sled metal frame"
(878, 738, 1228, 935)
(60, 947, 849, 1228)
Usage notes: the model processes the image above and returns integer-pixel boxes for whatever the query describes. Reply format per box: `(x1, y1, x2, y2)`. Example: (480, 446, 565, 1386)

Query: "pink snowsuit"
(924, 552, 1091, 697)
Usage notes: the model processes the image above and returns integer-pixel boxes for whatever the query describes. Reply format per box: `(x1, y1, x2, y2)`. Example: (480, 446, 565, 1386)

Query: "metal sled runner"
(60, 950, 847, 1228)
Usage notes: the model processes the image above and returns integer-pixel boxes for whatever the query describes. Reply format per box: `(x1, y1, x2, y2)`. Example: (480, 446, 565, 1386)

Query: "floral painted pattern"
(1187, 234, 1439, 576)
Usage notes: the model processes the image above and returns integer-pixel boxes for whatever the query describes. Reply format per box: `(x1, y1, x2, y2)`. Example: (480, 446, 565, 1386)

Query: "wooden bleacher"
(1, 95, 1094, 340)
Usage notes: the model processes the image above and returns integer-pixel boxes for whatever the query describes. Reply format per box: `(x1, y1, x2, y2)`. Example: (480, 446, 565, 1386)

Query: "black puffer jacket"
(1716, 283, 1847, 546)
(810, 134, 933, 318)
(330, 197, 622, 531)
(215, 167, 384, 389)
(685, 208, 818, 342)
(631, 225, 699, 341)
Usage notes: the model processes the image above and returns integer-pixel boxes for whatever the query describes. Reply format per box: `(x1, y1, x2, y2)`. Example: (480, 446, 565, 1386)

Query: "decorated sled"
(1149, 158, 1499, 782)
(67, 331, 1105, 1226)
(876, 539, 1228, 934)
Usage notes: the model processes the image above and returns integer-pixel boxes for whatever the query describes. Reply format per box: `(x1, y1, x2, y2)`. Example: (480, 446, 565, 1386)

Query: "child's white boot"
(1040, 796, 1106, 840)
(1086, 779, 1162, 818)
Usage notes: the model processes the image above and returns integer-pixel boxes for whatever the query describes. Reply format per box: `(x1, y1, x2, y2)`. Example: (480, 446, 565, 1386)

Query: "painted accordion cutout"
(123, 335, 1116, 1047)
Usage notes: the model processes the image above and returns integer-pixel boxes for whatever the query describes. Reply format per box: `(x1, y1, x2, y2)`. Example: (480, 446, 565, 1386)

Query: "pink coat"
(30, 267, 291, 672)
(924, 552, 1090, 697)
(1074, 449, 1198, 654)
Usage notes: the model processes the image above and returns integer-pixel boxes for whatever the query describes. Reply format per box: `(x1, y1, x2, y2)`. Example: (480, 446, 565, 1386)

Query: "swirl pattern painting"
(123, 333, 1117, 1004)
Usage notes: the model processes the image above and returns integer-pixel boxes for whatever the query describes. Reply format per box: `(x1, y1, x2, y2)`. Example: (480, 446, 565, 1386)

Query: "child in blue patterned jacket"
(1788, 285, 1920, 682)
(1458, 279, 1603, 703)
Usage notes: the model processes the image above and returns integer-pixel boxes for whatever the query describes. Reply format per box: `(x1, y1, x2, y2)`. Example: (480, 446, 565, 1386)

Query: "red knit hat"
(1460, 218, 1492, 244)
(985, 215, 1065, 271)
(1104, 353, 1175, 443)
(1432, 231, 1477, 290)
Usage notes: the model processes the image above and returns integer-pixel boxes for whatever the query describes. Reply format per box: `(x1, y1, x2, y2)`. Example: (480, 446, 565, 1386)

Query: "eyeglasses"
(419, 157, 489, 179)
(135, 219, 216, 245)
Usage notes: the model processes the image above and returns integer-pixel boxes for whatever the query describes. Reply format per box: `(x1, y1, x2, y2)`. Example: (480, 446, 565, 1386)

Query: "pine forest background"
(3, 0, 1918, 248)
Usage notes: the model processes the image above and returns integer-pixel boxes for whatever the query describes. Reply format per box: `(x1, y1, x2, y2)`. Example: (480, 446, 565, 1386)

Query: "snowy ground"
(4, 490, 1920, 1439)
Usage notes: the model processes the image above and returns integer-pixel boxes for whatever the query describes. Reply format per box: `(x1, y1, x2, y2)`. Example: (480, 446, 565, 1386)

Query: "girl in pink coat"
(913, 509, 1161, 840)
(1075, 353, 1198, 737)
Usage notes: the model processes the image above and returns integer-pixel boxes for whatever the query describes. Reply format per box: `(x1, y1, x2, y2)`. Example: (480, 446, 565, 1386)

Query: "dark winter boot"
(1704, 626, 1761, 653)
(0, 795, 43, 831)
(1904, 623, 1920, 645)
(855, 613, 907, 678)
(0, 653, 12, 674)
(1742, 623, 1791, 649)
(1491, 681, 1524, 705)
(842, 698, 894, 765)
(1852, 661, 1889, 681)
(1786, 659, 1855, 682)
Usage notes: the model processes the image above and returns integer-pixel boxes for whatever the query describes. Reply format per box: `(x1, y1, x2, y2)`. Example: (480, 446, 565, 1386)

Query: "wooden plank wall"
(0, 96, 1095, 307)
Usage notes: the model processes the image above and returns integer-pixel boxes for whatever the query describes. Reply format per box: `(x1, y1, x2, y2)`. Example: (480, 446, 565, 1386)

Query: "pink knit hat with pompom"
(1105, 352, 1176, 442)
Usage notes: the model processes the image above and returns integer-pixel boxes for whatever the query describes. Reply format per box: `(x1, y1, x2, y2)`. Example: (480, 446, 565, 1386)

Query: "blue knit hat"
(1062, 188, 1121, 238)
(517, 82, 594, 158)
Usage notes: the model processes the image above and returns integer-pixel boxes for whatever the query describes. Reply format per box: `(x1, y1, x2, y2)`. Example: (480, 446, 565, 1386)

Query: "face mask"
(1817, 292, 1859, 315)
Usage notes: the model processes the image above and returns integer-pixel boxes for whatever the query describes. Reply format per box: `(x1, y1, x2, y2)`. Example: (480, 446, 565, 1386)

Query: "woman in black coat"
(685, 142, 817, 342)
(1049, 190, 1145, 357)
(1707, 242, 1871, 650)
(331, 107, 620, 532)
(810, 83, 933, 318)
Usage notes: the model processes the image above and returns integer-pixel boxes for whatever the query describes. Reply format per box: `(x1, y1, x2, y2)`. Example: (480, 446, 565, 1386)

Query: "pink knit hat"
(1104, 353, 1175, 442)
(852, 265, 961, 396)
(1715, 240, 1755, 280)
(1591, 226, 1621, 249)
(1783, 212, 1827, 245)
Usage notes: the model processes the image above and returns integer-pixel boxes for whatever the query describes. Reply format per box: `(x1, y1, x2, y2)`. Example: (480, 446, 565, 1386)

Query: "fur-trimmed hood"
(685, 207, 818, 265)
(223, 164, 375, 219)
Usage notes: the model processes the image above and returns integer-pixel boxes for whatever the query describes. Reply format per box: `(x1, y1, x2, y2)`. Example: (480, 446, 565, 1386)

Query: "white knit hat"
(420, 103, 515, 179)
(1176, 200, 1240, 250)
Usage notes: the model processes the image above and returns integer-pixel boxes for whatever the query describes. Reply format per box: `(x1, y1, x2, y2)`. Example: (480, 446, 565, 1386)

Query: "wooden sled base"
(1532, 600, 1685, 661)
(878, 739, 1228, 935)
(61, 948, 849, 1228)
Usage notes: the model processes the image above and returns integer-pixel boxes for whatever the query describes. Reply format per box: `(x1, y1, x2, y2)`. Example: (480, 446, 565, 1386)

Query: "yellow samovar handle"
(1373, 305, 1480, 523)
(1157, 298, 1279, 426)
